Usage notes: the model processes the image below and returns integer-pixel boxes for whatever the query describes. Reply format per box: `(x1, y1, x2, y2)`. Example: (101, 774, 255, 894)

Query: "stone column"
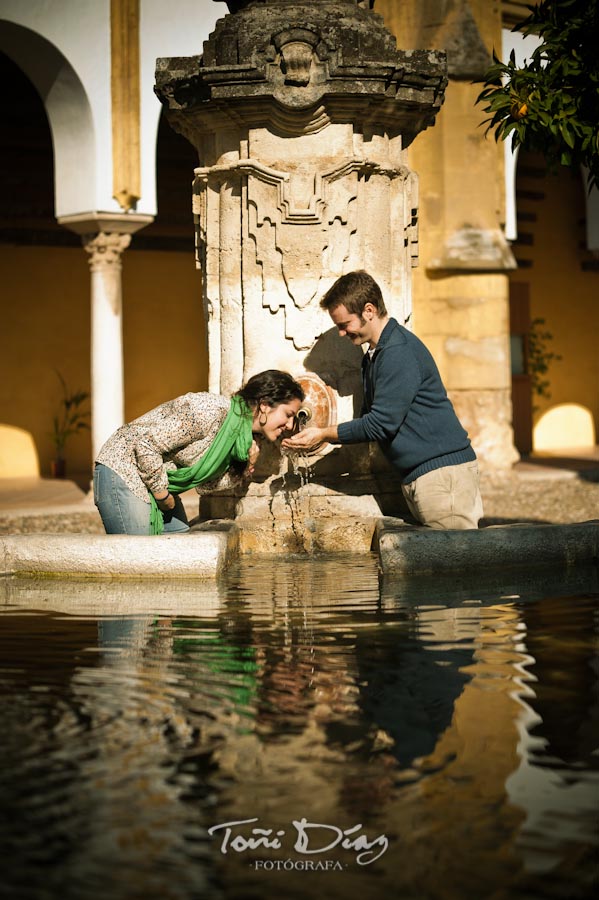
(155, 0, 447, 551)
(58, 212, 153, 460)
(83, 232, 130, 458)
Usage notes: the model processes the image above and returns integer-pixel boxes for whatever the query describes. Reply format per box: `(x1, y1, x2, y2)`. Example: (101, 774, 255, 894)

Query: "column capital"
(83, 232, 132, 271)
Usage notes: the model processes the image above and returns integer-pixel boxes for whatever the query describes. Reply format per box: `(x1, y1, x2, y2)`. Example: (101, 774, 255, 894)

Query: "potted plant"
(50, 371, 90, 478)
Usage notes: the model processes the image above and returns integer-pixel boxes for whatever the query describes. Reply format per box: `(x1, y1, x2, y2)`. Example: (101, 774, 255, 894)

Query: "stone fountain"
(155, 0, 447, 553)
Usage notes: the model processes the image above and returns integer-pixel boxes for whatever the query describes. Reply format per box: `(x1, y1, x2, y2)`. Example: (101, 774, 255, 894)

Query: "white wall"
(0, 0, 113, 215)
(0, 0, 223, 218)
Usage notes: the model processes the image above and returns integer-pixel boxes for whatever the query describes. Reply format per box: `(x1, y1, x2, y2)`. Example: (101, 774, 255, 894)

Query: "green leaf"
(561, 122, 575, 148)
(474, 0, 599, 177)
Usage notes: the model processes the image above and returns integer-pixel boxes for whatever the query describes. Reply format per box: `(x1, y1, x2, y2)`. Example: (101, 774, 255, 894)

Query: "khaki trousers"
(401, 460, 484, 530)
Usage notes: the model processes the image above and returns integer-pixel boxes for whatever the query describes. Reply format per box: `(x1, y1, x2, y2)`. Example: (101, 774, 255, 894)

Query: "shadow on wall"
(0, 424, 40, 478)
(298, 327, 413, 518)
(303, 326, 364, 418)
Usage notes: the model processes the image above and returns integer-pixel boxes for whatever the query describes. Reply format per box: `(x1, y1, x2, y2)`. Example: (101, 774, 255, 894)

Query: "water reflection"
(0, 560, 597, 900)
(505, 595, 599, 884)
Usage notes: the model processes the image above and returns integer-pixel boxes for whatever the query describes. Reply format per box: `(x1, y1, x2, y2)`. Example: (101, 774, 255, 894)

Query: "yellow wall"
(121, 249, 207, 419)
(1, 244, 207, 479)
(511, 153, 599, 448)
(375, 0, 507, 346)
(1, 245, 90, 479)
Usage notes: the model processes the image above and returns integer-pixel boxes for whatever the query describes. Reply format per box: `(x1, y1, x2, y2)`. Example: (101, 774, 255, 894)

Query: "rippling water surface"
(1, 558, 598, 900)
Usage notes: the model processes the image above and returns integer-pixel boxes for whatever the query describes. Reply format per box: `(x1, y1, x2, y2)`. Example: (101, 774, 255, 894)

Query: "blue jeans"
(93, 463, 190, 535)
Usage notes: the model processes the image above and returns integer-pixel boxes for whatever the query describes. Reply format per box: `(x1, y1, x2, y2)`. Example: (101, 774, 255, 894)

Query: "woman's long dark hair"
(236, 370, 304, 409)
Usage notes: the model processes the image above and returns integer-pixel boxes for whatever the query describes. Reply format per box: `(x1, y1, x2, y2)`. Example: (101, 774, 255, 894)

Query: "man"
(282, 270, 483, 529)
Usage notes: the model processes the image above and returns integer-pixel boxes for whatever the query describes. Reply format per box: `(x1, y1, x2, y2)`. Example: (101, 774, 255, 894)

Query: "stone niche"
(155, 0, 447, 552)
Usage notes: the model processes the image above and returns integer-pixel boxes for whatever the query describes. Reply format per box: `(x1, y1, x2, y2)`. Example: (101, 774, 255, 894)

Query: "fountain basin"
(2, 519, 597, 578)
(2, 555, 597, 900)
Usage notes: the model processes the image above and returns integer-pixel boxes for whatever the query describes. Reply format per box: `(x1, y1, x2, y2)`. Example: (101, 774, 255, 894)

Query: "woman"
(93, 370, 304, 535)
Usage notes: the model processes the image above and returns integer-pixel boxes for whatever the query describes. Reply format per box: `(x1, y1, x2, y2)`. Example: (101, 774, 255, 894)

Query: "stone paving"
(0, 456, 597, 536)
(480, 469, 599, 526)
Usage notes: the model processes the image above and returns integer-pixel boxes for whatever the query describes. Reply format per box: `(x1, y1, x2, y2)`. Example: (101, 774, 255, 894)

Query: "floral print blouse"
(95, 392, 246, 502)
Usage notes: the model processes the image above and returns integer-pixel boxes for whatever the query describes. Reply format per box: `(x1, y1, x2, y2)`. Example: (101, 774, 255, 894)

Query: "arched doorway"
(0, 49, 91, 479)
(508, 148, 599, 454)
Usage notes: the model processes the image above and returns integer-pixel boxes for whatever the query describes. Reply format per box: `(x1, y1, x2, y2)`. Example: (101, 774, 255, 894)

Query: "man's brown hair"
(320, 270, 388, 317)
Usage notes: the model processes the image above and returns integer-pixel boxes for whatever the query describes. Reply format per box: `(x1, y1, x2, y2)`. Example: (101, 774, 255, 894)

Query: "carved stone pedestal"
(155, 0, 447, 550)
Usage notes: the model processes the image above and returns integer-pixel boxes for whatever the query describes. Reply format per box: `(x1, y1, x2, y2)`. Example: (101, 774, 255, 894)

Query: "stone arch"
(506, 143, 597, 251)
(0, 19, 96, 216)
(534, 403, 596, 452)
(0, 424, 40, 478)
(132, 107, 199, 252)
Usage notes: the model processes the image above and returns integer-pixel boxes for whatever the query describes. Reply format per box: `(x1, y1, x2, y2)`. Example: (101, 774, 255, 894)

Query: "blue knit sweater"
(336, 318, 475, 483)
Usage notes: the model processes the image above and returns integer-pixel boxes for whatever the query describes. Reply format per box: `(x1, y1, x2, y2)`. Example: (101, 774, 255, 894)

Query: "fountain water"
(2, 561, 598, 899)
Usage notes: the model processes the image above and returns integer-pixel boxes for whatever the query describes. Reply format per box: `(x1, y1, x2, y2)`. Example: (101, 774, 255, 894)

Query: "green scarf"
(149, 395, 253, 535)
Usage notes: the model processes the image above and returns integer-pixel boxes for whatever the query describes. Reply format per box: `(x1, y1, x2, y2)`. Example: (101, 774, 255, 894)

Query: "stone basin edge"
(375, 519, 599, 575)
(0, 521, 239, 580)
(1, 520, 598, 579)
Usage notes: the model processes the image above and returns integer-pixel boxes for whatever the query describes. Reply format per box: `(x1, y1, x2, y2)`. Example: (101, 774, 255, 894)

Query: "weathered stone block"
(235, 513, 378, 555)
(375, 519, 599, 575)
(0, 530, 237, 578)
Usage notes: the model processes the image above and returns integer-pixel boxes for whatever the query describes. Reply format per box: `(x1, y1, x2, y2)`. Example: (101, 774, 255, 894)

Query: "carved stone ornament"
(157, 1, 447, 141)
(82, 232, 132, 271)
(213, 1, 375, 12)
(193, 155, 417, 352)
(273, 28, 320, 87)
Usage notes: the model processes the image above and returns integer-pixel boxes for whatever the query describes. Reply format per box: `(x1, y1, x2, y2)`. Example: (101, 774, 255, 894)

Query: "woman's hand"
(154, 491, 176, 511)
(245, 440, 260, 476)
(281, 426, 326, 453)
